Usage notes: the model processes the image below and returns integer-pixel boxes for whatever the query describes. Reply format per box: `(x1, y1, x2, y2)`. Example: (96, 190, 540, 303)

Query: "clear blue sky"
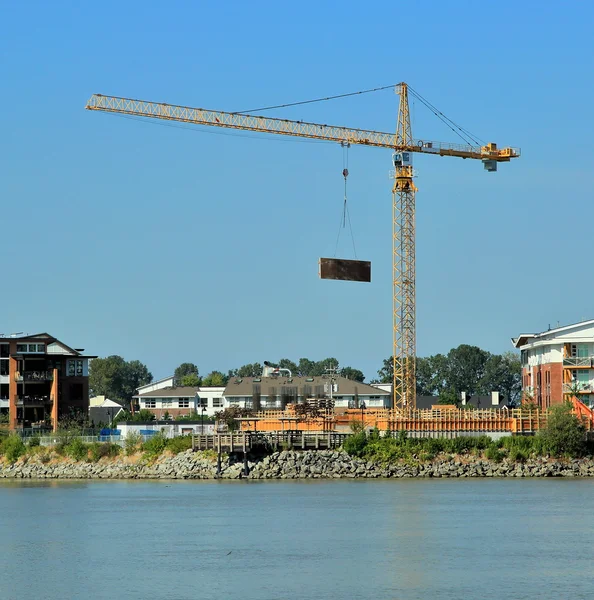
(2, 1, 593, 381)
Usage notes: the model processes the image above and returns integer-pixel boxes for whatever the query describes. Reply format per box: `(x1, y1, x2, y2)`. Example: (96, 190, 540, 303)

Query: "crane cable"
(407, 86, 485, 147)
(235, 84, 396, 114)
(334, 143, 357, 259)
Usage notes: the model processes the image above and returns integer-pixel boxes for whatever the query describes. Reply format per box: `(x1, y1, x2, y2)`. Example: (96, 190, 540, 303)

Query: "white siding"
(137, 377, 175, 394)
(46, 342, 76, 355)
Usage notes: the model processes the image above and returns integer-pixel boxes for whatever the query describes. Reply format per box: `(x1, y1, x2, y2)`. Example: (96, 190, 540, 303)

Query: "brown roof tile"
(223, 376, 389, 398)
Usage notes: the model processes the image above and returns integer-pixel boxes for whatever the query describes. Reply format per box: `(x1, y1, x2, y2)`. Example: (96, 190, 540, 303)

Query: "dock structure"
(191, 431, 350, 452)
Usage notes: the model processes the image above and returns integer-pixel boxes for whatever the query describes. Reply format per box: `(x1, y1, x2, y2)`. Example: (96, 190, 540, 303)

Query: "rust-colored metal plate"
(319, 258, 371, 283)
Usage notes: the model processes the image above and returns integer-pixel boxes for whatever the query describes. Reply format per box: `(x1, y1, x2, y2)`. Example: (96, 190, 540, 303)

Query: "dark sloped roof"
(89, 406, 124, 425)
(224, 376, 390, 398)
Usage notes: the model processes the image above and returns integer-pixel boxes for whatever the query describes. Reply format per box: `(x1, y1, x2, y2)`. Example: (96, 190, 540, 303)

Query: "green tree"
(174, 363, 199, 385)
(180, 373, 202, 387)
(340, 366, 365, 382)
(235, 363, 263, 377)
(297, 358, 316, 377)
(539, 401, 586, 457)
(215, 406, 253, 432)
(444, 344, 490, 397)
(113, 409, 155, 424)
(278, 358, 298, 375)
(89, 356, 153, 408)
(480, 351, 521, 404)
(377, 356, 393, 384)
(201, 370, 227, 386)
(313, 357, 339, 375)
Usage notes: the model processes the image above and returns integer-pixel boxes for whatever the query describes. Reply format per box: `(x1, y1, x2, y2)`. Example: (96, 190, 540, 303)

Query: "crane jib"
(86, 94, 520, 162)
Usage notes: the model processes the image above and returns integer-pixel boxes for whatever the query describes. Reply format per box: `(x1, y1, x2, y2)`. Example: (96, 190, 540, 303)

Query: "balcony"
(15, 395, 52, 406)
(562, 383, 593, 394)
(14, 371, 54, 382)
(563, 357, 594, 367)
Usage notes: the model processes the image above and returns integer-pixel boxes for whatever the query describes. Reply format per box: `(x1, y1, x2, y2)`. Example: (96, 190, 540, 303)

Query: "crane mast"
(86, 87, 519, 411)
(392, 84, 416, 409)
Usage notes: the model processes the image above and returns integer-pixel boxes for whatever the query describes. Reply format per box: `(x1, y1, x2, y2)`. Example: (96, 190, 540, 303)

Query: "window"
(0, 360, 8, 376)
(198, 398, 207, 407)
(145, 400, 156, 408)
(0, 344, 8, 358)
(571, 344, 590, 358)
(16, 344, 27, 353)
(67, 360, 84, 377)
(213, 397, 223, 407)
(161, 399, 172, 407)
(178, 399, 190, 408)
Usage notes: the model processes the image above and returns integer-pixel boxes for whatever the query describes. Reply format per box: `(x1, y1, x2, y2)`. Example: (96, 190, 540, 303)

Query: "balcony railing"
(14, 371, 54, 382)
(563, 357, 594, 367)
(15, 395, 52, 406)
(563, 383, 593, 394)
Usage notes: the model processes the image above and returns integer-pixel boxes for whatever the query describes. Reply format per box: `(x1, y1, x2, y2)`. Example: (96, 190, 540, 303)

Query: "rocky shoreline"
(2, 450, 594, 479)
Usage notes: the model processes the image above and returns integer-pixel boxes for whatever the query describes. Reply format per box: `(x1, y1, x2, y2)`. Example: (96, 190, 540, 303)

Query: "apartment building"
(0, 333, 95, 430)
(513, 319, 594, 408)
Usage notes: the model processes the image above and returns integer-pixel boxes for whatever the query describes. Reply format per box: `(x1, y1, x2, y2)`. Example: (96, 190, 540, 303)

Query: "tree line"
(89, 345, 521, 408)
(376, 345, 521, 404)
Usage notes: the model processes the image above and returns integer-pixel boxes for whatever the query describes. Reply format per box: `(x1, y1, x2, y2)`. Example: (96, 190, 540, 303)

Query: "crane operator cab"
(393, 152, 412, 167)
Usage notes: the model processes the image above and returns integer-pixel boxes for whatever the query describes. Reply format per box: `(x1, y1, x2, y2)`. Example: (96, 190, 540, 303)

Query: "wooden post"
(216, 436, 222, 478)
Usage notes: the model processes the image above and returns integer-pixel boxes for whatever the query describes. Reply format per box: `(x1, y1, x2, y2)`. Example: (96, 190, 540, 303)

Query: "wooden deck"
(191, 431, 350, 452)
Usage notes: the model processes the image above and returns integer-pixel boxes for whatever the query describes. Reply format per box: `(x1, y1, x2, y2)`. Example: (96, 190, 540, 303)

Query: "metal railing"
(15, 371, 54, 382)
(563, 357, 593, 367)
(563, 383, 593, 393)
(15, 396, 52, 406)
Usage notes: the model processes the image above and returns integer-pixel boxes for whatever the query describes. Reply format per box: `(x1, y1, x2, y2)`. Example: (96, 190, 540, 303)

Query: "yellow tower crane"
(86, 84, 519, 410)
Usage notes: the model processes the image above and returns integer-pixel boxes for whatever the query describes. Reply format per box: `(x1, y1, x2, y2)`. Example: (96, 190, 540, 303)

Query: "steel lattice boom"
(86, 86, 520, 410)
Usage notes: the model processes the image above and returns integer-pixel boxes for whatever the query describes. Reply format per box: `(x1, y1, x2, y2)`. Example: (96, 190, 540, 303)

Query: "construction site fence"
(237, 407, 580, 435)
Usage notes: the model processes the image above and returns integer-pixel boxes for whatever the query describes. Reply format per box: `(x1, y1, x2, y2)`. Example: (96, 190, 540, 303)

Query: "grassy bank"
(0, 432, 198, 465)
(343, 430, 592, 463)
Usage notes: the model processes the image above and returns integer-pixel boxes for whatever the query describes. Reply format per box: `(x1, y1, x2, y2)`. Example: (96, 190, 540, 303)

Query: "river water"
(0, 478, 592, 600)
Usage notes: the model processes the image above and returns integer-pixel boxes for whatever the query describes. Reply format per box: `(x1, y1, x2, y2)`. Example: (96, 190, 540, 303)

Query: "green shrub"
(124, 432, 142, 456)
(501, 436, 534, 452)
(89, 442, 121, 462)
(342, 432, 367, 457)
(65, 438, 88, 461)
(28, 436, 41, 448)
(166, 435, 192, 455)
(485, 445, 504, 463)
(143, 433, 167, 457)
(539, 402, 586, 457)
(53, 430, 78, 455)
(418, 451, 435, 462)
(349, 420, 364, 434)
(509, 448, 528, 463)
(2, 435, 26, 463)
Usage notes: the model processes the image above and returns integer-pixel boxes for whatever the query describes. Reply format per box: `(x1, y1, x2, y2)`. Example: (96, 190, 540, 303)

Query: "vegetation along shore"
(0, 403, 592, 479)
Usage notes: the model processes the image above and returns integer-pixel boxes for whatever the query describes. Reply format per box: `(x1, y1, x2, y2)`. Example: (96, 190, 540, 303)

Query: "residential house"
(133, 386, 226, 419)
(223, 375, 391, 409)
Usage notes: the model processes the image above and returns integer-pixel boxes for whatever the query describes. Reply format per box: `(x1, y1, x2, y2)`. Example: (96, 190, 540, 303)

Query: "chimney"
(461, 391, 467, 406)
(491, 391, 500, 407)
